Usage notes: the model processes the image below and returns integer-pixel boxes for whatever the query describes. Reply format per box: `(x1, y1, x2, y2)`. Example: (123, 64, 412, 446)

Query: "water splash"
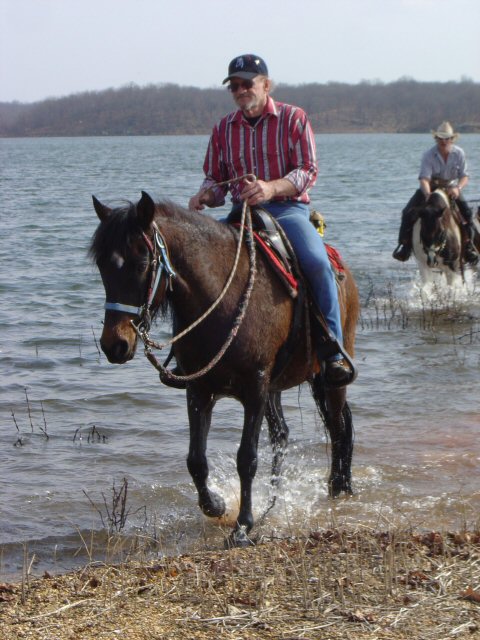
(409, 268, 478, 309)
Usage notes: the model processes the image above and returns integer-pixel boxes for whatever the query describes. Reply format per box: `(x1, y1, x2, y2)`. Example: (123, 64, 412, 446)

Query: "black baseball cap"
(222, 54, 269, 84)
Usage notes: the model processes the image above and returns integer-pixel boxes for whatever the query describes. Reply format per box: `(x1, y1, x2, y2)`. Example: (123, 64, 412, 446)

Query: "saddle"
(243, 207, 299, 298)
(228, 206, 349, 375)
(228, 207, 346, 296)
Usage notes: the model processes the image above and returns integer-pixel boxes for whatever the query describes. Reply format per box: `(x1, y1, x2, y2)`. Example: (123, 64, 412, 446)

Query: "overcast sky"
(1, 0, 479, 103)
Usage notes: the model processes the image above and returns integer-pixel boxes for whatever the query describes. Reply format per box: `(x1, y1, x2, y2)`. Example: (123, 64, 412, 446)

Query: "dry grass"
(1, 527, 479, 640)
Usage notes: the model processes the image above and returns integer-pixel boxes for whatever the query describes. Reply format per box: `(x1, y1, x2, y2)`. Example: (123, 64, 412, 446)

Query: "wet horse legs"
(312, 378, 353, 496)
(265, 391, 289, 487)
(186, 383, 270, 547)
(230, 388, 269, 546)
(186, 387, 226, 518)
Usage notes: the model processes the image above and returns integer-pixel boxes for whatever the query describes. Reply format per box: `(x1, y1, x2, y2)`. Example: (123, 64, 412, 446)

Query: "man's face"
(228, 75, 269, 116)
(435, 136, 454, 152)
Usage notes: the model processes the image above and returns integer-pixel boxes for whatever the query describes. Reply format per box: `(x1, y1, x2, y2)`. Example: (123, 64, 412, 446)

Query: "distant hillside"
(1, 80, 480, 137)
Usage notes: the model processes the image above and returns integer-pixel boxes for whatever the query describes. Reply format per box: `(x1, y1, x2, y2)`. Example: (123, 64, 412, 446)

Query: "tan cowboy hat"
(431, 121, 459, 140)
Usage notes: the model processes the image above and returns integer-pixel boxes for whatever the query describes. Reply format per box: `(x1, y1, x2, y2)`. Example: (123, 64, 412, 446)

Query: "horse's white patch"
(432, 188, 450, 208)
(111, 251, 125, 269)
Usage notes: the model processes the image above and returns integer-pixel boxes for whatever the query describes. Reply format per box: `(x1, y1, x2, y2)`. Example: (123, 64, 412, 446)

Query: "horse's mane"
(89, 198, 226, 263)
(154, 199, 224, 236)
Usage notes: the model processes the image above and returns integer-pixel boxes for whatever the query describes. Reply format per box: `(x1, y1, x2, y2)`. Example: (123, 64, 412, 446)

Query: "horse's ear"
(92, 195, 111, 221)
(136, 191, 156, 230)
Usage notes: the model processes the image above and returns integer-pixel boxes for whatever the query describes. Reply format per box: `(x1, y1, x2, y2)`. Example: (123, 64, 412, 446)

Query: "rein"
(133, 175, 258, 384)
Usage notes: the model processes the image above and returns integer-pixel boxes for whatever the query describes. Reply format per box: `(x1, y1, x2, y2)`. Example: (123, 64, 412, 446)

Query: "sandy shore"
(1, 528, 479, 640)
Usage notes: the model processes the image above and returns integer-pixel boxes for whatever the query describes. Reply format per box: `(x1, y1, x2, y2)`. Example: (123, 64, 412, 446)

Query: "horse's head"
(90, 191, 170, 364)
(418, 190, 449, 266)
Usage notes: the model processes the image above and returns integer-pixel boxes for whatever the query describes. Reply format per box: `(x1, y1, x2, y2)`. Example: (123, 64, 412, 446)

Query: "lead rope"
(136, 175, 258, 383)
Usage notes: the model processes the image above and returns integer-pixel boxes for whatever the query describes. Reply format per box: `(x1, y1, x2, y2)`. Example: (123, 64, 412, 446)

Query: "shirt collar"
(231, 96, 278, 124)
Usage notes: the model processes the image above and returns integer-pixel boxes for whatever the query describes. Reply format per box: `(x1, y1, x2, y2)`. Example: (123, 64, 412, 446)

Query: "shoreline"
(2, 526, 479, 640)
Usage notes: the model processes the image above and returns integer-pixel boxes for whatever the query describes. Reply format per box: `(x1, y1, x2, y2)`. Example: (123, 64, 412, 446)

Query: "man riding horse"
(393, 121, 479, 266)
(189, 54, 354, 386)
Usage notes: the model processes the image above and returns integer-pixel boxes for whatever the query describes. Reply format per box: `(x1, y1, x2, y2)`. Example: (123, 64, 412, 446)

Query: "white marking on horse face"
(111, 251, 125, 269)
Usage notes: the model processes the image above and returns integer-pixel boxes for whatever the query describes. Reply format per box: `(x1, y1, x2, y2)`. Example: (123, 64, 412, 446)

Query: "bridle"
(104, 222, 176, 333)
(103, 197, 257, 385)
(103, 175, 259, 385)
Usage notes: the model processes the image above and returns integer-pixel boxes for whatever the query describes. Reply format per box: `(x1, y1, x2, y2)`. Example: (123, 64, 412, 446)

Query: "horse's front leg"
(312, 377, 353, 497)
(228, 387, 268, 547)
(186, 386, 225, 518)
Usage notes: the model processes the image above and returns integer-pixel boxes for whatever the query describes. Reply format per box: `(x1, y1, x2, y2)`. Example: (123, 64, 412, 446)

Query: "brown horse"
(90, 191, 359, 546)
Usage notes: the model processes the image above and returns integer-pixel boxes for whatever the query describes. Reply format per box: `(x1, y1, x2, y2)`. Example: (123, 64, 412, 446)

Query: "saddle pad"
(253, 231, 298, 293)
(325, 244, 346, 278)
(255, 235, 346, 291)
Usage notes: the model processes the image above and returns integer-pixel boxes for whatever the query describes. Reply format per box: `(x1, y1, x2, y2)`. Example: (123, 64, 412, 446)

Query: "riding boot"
(392, 210, 416, 261)
(325, 358, 352, 386)
(393, 191, 424, 262)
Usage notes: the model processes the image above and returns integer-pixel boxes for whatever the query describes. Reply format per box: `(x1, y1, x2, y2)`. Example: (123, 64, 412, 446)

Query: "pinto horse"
(412, 189, 464, 286)
(90, 191, 359, 546)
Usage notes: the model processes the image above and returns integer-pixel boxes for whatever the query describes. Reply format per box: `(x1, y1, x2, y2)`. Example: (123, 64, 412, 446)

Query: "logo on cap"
(235, 57, 245, 69)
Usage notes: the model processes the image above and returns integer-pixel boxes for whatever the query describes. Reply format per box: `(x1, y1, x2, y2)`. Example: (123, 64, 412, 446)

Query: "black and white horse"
(412, 189, 463, 286)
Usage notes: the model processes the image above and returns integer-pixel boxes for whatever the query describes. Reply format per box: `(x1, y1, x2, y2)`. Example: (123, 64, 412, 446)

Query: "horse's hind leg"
(186, 386, 225, 518)
(265, 391, 289, 488)
(311, 377, 353, 497)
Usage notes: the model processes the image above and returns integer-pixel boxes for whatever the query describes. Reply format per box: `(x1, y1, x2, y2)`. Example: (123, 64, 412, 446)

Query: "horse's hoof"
(329, 477, 353, 498)
(199, 491, 226, 518)
(392, 244, 411, 262)
(224, 525, 255, 549)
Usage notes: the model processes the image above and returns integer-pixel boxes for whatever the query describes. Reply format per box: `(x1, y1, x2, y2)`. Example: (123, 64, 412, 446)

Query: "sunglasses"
(228, 79, 254, 93)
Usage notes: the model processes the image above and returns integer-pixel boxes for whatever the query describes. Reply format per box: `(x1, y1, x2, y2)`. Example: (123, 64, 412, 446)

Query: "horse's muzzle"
(101, 338, 136, 363)
(100, 319, 137, 363)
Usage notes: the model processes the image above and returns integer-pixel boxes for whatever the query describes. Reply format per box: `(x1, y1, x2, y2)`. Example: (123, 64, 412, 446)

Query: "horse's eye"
(135, 260, 149, 275)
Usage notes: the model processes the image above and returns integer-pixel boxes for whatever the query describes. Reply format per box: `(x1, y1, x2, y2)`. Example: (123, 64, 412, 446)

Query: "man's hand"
(240, 176, 274, 205)
(447, 185, 461, 199)
(188, 188, 214, 211)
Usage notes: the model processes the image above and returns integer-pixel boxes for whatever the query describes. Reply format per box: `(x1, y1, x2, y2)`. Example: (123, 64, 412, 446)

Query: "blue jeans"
(230, 201, 344, 355)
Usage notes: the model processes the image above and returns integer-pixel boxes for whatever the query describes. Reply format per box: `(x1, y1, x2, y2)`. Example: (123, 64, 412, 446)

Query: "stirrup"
(321, 349, 357, 389)
(325, 359, 353, 387)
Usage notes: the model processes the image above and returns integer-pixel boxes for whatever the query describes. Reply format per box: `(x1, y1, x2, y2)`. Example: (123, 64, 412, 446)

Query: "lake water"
(1, 134, 479, 580)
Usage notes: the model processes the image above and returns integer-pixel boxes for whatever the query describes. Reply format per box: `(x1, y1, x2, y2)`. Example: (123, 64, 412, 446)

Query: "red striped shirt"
(201, 96, 318, 205)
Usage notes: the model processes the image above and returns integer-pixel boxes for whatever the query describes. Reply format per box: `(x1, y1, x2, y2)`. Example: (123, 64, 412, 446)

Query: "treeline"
(1, 79, 480, 137)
